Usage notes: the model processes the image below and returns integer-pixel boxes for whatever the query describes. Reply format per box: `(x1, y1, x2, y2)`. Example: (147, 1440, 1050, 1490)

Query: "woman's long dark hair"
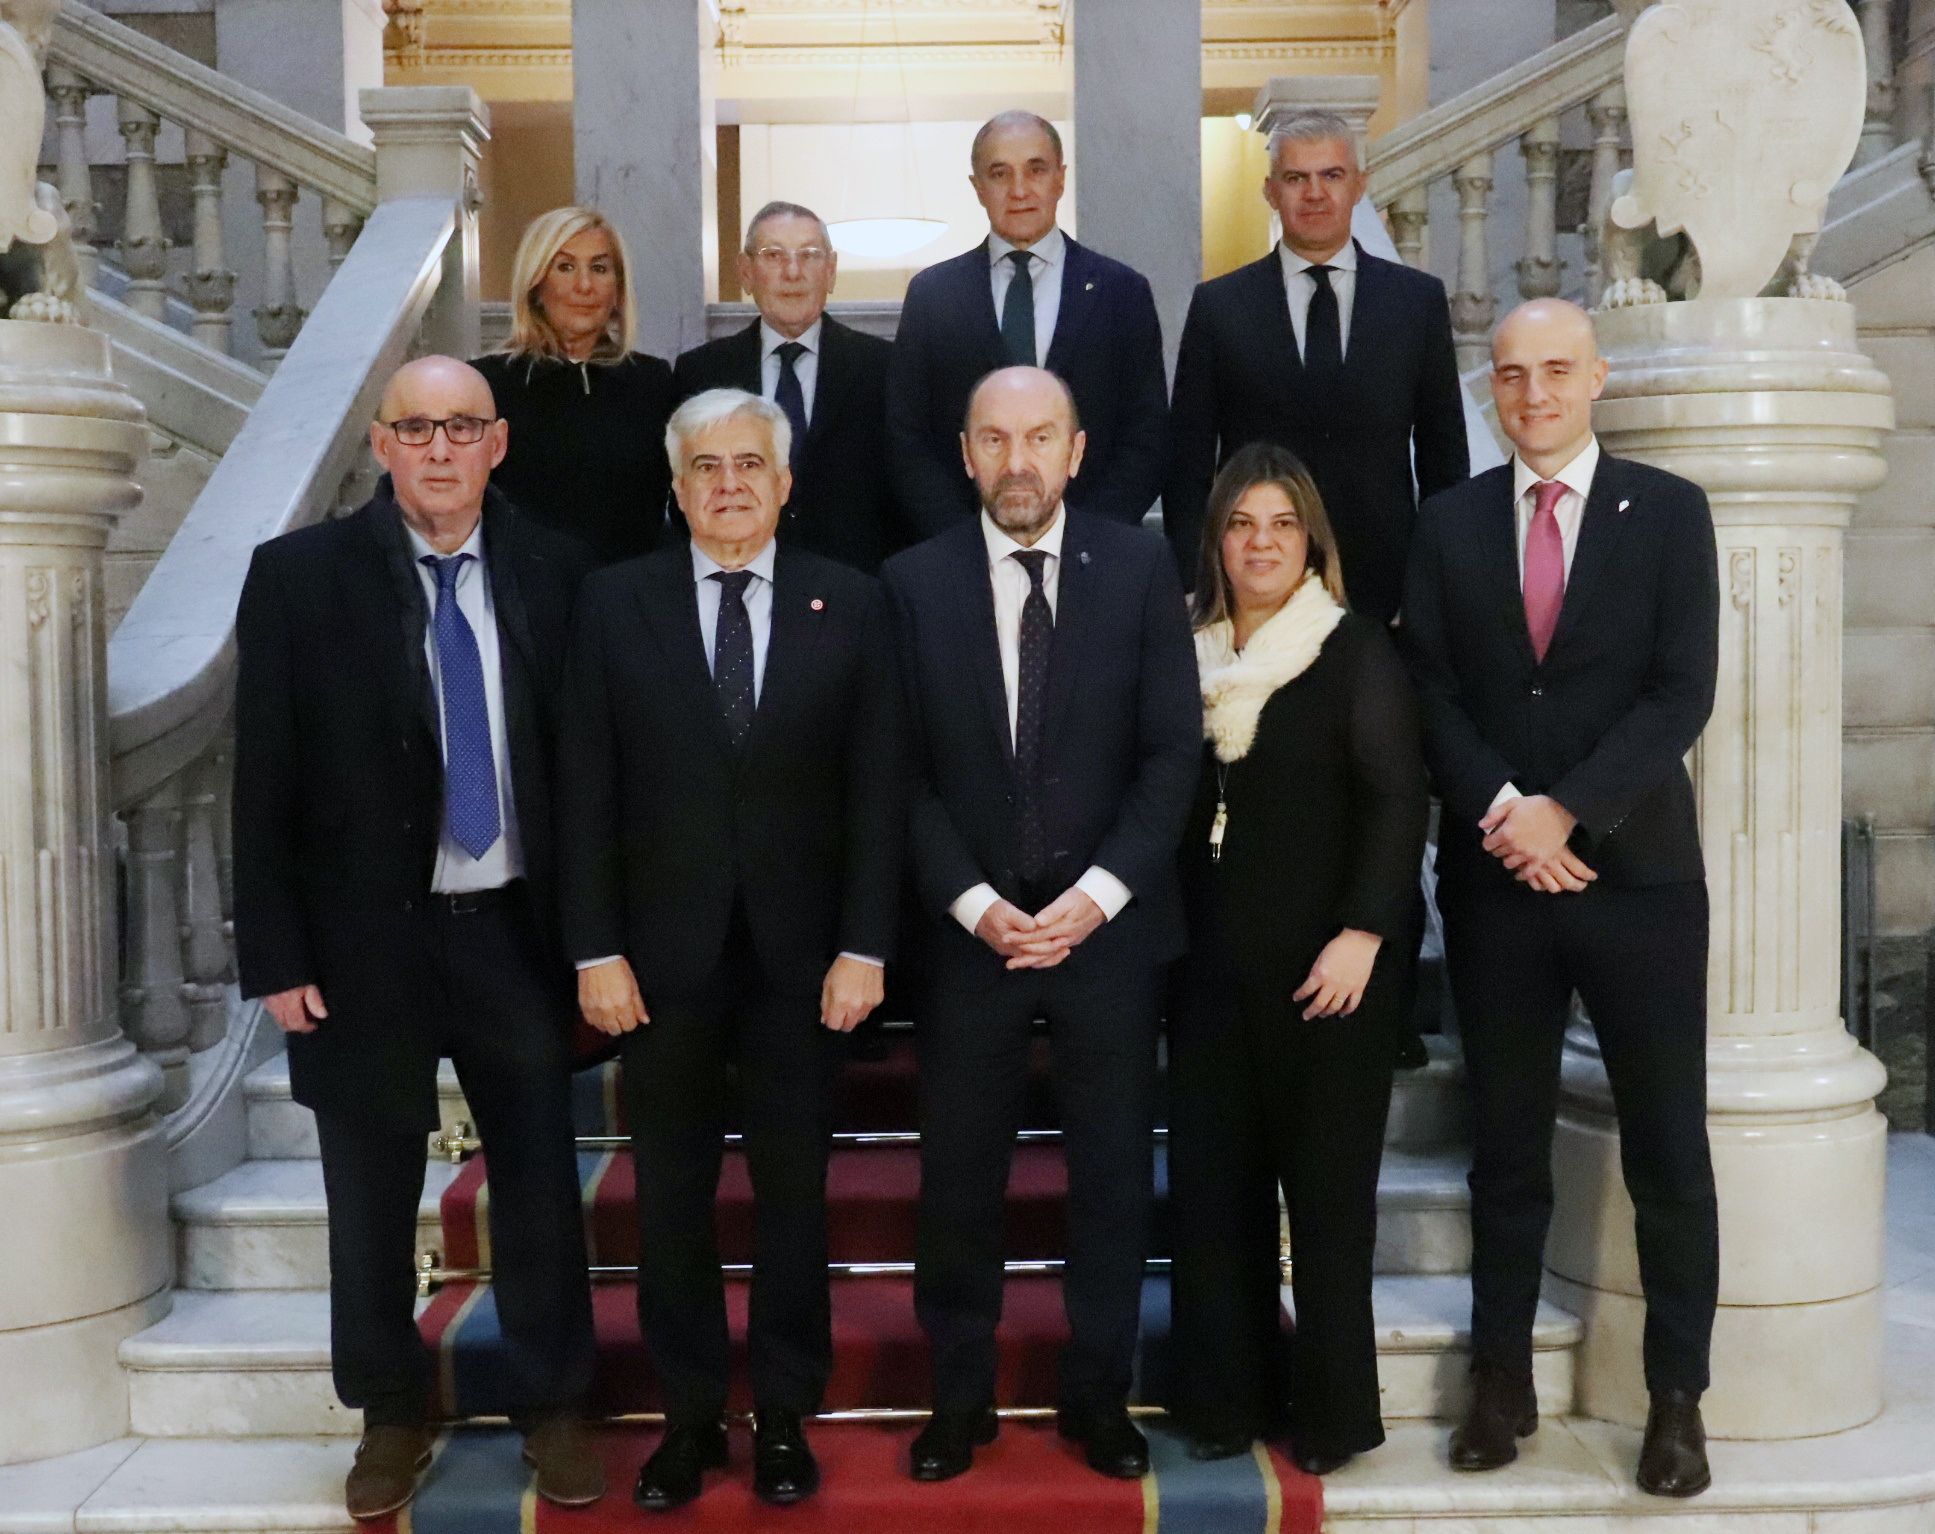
(1190, 441, 1348, 629)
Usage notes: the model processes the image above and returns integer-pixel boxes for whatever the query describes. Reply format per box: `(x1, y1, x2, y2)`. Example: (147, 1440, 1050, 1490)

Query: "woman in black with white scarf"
(1166, 441, 1429, 1475)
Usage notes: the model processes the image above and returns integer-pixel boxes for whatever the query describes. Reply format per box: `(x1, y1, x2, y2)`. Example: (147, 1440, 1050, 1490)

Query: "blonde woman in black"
(1166, 441, 1429, 1474)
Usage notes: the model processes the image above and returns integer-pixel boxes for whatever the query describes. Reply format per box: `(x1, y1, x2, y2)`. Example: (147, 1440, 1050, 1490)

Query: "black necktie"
(1012, 549, 1052, 884)
(773, 340, 808, 467)
(1303, 263, 1342, 376)
(1000, 249, 1037, 367)
(711, 568, 756, 750)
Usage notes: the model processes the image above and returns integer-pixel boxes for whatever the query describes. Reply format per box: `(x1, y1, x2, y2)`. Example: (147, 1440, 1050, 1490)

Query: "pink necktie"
(1523, 480, 1567, 662)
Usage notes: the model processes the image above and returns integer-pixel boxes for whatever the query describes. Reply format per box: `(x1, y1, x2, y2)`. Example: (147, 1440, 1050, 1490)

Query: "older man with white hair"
(558, 388, 903, 1512)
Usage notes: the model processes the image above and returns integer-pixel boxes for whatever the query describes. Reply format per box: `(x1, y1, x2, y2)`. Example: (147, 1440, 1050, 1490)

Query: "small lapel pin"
(1078, 550, 1091, 566)
(810, 598, 825, 611)
(1617, 499, 1631, 514)
(1085, 281, 1095, 292)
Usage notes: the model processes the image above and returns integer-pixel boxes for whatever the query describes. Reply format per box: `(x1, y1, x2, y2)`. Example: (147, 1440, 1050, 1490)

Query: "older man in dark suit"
(672, 201, 905, 572)
(1166, 109, 1468, 621)
(560, 388, 902, 1513)
(233, 356, 601, 1521)
(887, 112, 1169, 536)
(883, 366, 1198, 1484)
(1403, 299, 1719, 1499)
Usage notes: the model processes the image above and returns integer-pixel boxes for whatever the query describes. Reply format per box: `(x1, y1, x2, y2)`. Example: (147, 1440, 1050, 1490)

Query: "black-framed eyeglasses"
(382, 415, 496, 446)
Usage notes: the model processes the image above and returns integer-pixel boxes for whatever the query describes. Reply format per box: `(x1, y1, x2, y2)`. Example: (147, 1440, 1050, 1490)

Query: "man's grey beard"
(982, 472, 1063, 539)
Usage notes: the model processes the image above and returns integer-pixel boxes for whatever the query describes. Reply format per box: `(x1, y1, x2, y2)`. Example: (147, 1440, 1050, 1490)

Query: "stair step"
(120, 1276, 1577, 1438)
(172, 1147, 1472, 1291)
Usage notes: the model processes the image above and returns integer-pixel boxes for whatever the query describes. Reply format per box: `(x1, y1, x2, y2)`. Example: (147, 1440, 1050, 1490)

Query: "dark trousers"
(314, 887, 595, 1427)
(620, 912, 839, 1423)
(915, 946, 1161, 1413)
(1439, 876, 1718, 1394)
(1167, 975, 1397, 1455)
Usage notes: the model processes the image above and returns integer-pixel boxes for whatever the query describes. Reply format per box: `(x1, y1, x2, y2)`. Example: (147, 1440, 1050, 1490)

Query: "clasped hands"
(974, 888, 1105, 971)
(1480, 793, 1597, 893)
(577, 952, 885, 1036)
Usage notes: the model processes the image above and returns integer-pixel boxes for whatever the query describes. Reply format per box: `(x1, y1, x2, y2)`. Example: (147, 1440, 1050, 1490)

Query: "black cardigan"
(472, 350, 676, 566)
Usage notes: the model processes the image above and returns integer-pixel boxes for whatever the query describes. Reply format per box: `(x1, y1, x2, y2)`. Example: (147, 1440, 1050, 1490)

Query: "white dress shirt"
(988, 226, 1067, 367)
(759, 316, 822, 424)
(1488, 435, 1603, 819)
(1279, 238, 1359, 361)
(407, 521, 524, 893)
(948, 506, 1133, 936)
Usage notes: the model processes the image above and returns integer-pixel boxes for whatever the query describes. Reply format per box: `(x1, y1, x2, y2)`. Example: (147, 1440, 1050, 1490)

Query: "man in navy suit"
(1166, 110, 1468, 622)
(882, 366, 1199, 1484)
(887, 112, 1169, 536)
(1402, 299, 1719, 1499)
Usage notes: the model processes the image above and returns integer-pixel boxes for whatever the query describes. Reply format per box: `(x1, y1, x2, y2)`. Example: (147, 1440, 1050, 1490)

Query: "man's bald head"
(960, 366, 1086, 544)
(376, 354, 497, 424)
(1489, 298, 1608, 473)
(369, 355, 509, 542)
(965, 366, 1080, 438)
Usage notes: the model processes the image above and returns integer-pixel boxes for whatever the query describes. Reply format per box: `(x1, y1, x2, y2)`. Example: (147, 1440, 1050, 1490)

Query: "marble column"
(1072, 0, 1202, 380)
(573, 0, 712, 362)
(0, 321, 169, 1464)
(1546, 296, 1894, 1438)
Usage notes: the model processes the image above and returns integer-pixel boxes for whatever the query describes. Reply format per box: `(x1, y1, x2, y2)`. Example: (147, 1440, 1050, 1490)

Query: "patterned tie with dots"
(774, 341, 808, 468)
(712, 568, 757, 750)
(1012, 549, 1053, 884)
(420, 553, 500, 860)
(1523, 479, 1568, 662)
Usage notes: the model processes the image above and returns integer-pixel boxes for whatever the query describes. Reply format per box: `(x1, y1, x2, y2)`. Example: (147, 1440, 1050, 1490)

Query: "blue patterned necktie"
(421, 554, 501, 860)
(1001, 248, 1037, 366)
(1012, 548, 1052, 883)
(711, 568, 757, 750)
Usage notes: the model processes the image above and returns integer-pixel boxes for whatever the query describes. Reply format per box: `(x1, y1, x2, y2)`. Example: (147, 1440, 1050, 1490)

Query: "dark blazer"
(232, 484, 593, 1132)
(1401, 453, 1719, 894)
(1164, 243, 1469, 623)
(556, 543, 902, 998)
(671, 315, 905, 574)
(881, 512, 1201, 977)
(887, 236, 1169, 536)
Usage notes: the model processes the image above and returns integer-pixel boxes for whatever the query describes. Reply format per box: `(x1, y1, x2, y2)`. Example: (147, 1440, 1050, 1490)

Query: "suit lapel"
(744, 544, 829, 753)
(1039, 515, 1096, 763)
(480, 492, 541, 785)
(1548, 457, 1631, 658)
(727, 319, 763, 394)
(1341, 244, 1388, 384)
(806, 319, 857, 448)
(1478, 469, 1537, 670)
(358, 496, 439, 747)
(1042, 237, 1097, 376)
(955, 528, 1017, 775)
(1247, 252, 1302, 388)
(962, 240, 1007, 366)
(636, 553, 734, 758)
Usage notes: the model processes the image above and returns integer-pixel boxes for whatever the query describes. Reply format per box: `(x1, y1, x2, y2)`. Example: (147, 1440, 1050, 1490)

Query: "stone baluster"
(0, 324, 167, 1462)
(252, 168, 306, 367)
(210, 740, 234, 950)
(1450, 151, 1495, 372)
(179, 753, 231, 1053)
(121, 786, 191, 1108)
(1583, 83, 1628, 309)
(1388, 184, 1429, 270)
(45, 67, 100, 286)
(181, 131, 236, 355)
(322, 199, 365, 275)
(1854, 0, 1896, 167)
(114, 99, 168, 321)
(1516, 114, 1563, 299)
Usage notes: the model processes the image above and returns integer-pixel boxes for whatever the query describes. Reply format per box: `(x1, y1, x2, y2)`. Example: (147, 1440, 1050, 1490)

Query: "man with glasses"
(233, 356, 602, 1521)
(672, 201, 906, 573)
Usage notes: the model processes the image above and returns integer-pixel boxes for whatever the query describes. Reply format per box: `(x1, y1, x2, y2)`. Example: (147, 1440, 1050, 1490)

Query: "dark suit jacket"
(232, 484, 593, 1132)
(1164, 242, 1469, 624)
(671, 315, 906, 574)
(556, 543, 902, 998)
(1400, 453, 1719, 895)
(887, 236, 1168, 536)
(881, 512, 1200, 981)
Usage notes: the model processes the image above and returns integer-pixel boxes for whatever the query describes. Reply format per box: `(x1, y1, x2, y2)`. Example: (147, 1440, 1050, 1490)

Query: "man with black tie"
(1166, 109, 1468, 621)
(672, 201, 905, 573)
(882, 366, 1199, 1483)
(233, 357, 602, 1521)
(560, 389, 901, 1512)
(1402, 299, 1719, 1498)
(887, 111, 1169, 536)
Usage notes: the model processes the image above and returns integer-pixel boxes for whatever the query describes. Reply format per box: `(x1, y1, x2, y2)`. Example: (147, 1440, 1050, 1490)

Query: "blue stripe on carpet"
(407, 1427, 529, 1534)
(1146, 1420, 1272, 1534)
(442, 1285, 510, 1416)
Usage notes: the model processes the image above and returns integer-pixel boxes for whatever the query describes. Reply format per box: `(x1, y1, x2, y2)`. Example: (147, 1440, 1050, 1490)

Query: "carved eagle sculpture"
(0, 0, 83, 324)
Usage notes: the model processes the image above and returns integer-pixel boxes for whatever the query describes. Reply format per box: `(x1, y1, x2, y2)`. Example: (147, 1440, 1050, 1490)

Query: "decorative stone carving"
(1612, 0, 1867, 301)
(0, 0, 81, 324)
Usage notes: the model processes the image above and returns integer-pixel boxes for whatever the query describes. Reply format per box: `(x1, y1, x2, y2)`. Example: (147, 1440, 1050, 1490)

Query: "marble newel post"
(0, 323, 169, 1463)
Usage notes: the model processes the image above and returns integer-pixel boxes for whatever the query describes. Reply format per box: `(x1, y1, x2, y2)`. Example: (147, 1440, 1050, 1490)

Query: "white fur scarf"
(1195, 572, 1346, 764)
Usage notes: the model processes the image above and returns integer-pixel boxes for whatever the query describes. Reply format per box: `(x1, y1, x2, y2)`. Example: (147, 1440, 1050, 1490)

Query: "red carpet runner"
(405, 1038, 1324, 1531)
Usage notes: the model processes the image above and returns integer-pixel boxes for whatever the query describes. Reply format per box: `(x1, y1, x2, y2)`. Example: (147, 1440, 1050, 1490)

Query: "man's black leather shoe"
(1290, 1443, 1355, 1476)
(1183, 1425, 1256, 1462)
(910, 1407, 998, 1482)
(1057, 1405, 1149, 1480)
(1636, 1390, 1710, 1498)
(752, 1410, 820, 1506)
(632, 1420, 728, 1512)
(1448, 1367, 1537, 1471)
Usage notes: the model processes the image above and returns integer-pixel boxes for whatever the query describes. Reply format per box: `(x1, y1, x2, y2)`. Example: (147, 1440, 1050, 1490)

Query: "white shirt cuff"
(574, 955, 623, 971)
(838, 952, 884, 967)
(950, 882, 1001, 935)
(1487, 782, 1523, 821)
(1075, 865, 1132, 921)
